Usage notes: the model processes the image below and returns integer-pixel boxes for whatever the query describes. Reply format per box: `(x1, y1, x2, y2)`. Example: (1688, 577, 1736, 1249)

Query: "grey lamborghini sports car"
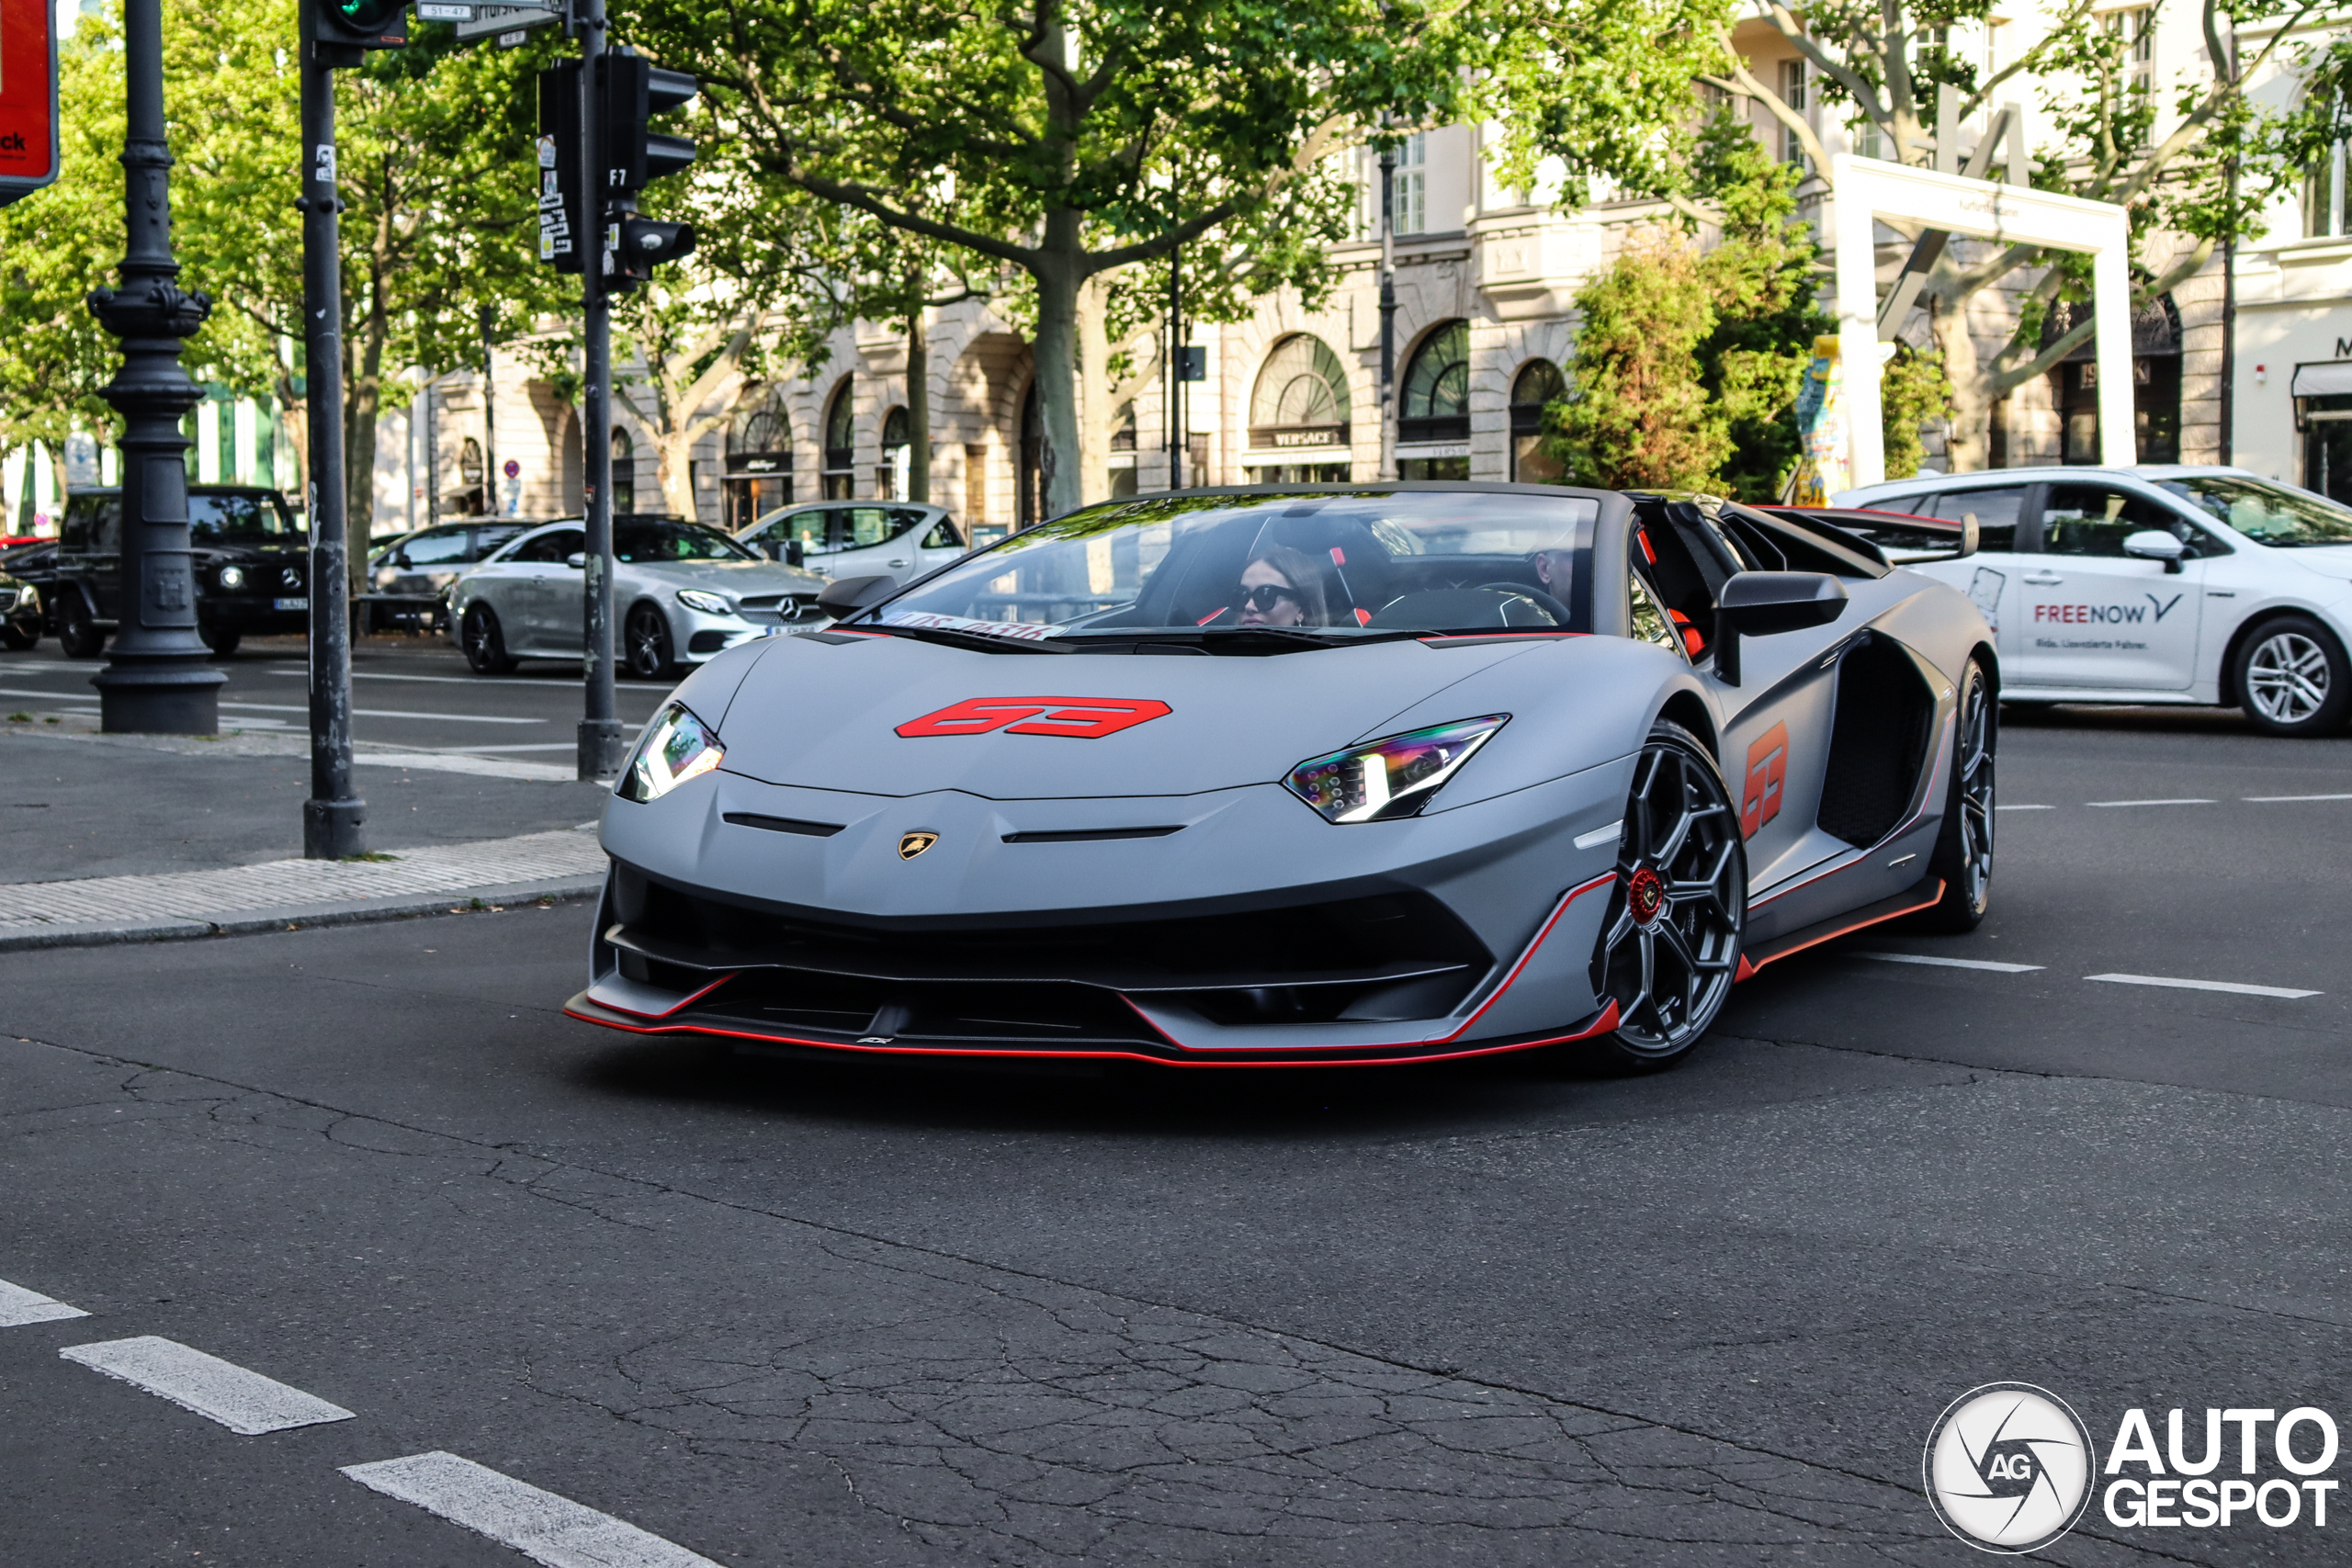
(567, 484, 1997, 1070)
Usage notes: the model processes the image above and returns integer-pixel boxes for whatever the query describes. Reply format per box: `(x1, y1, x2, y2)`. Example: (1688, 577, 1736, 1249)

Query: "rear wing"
(1758, 506, 1976, 565)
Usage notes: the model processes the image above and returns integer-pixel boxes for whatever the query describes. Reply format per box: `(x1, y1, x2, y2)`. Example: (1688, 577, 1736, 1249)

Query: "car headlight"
(616, 703, 724, 803)
(1283, 716, 1510, 824)
(217, 565, 245, 590)
(675, 589, 733, 615)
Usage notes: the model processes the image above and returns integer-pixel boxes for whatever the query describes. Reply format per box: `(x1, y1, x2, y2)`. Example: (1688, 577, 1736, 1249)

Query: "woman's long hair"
(1248, 545, 1331, 626)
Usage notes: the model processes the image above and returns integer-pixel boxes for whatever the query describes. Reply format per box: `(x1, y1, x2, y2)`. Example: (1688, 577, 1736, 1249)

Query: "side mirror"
(2123, 529, 2187, 573)
(565, 551, 587, 570)
(816, 573, 895, 620)
(1713, 570, 1849, 686)
(1951, 513, 1980, 558)
(785, 540, 805, 568)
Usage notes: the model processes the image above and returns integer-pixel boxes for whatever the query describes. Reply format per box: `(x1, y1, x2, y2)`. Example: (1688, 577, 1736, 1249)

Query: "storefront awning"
(2291, 361, 2352, 397)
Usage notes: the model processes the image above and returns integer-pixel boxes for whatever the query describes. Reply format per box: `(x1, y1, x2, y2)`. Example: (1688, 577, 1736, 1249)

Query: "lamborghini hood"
(706, 632, 1546, 800)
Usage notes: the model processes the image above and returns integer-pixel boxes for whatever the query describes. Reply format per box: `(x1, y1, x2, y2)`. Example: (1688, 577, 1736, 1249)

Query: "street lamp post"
(1378, 145, 1397, 483)
(575, 0, 623, 780)
(85, 0, 226, 735)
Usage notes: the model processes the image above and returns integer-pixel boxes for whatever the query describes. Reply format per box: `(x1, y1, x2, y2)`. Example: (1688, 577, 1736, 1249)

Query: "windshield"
(2157, 476, 2352, 548)
(853, 491, 1598, 641)
(616, 520, 756, 563)
(190, 491, 300, 544)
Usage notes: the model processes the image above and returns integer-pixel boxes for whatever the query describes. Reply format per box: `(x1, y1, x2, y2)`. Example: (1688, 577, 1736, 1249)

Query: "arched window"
(1509, 359, 1566, 484)
(610, 427, 637, 514)
(880, 405, 910, 500)
(1246, 334, 1351, 483)
(2308, 136, 2346, 238)
(822, 381, 855, 499)
(457, 436, 486, 515)
(2041, 295, 2182, 466)
(724, 387, 792, 529)
(1400, 321, 1470, 440)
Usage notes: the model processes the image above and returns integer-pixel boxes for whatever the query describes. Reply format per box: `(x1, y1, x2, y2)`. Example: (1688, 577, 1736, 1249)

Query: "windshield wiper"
(853, 622, 1073, 655)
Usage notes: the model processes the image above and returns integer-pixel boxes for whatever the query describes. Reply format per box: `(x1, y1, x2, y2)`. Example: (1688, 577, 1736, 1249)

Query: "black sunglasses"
(1240, 583, 1304, 612)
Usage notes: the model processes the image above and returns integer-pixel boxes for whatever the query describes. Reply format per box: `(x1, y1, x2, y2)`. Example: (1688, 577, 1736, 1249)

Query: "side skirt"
(1733, 880, 1944, 982)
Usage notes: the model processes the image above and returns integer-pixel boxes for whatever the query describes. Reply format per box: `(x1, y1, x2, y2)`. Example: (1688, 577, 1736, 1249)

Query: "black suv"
(53, 486, 308, 658)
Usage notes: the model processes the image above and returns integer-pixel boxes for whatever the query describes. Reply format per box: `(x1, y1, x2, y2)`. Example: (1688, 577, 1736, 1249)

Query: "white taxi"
(1838, 466, 2352, 736)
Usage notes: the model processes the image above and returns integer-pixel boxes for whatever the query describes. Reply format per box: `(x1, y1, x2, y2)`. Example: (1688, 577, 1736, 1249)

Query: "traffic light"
(311, 0, 408, 51)
(536, 62, 583, 275)
(598, 51, 697, 288)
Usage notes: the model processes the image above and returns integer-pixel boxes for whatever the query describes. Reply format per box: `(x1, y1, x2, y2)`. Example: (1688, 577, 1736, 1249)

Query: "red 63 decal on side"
(895, 697, 1173, 739)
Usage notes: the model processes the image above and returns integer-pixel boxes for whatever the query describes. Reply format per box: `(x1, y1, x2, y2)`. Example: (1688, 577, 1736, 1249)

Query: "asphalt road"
(1, 708, 2348, 1564)
(0, 632, 680, 756)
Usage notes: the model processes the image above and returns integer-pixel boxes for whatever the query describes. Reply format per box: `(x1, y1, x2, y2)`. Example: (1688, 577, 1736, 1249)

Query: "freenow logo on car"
(1924, 1387, 2342, 1552)
(895, 697, 1172, 739)
(2031, 593, 2186, 626)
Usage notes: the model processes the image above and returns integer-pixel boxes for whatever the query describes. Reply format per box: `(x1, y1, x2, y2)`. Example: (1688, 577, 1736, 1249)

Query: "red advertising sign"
(0, 0, 59, 206)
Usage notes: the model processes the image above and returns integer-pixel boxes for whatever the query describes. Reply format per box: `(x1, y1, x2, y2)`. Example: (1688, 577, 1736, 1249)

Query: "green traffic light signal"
(334, 0, 405, 24)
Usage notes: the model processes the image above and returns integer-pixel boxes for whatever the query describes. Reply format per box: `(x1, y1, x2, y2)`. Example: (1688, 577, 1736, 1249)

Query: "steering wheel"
(1478, 583, 1573, 625)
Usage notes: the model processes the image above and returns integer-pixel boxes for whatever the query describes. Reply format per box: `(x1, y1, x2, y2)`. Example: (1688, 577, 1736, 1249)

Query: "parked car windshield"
(850, 491, 1599, 642)
(616, 520, 757, 563)
(2157, 476, 2352, 547)
(190, 491, 300, 543)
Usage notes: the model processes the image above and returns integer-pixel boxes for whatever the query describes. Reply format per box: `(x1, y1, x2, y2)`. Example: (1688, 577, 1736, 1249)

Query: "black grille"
(1816, 636, 1932, 847)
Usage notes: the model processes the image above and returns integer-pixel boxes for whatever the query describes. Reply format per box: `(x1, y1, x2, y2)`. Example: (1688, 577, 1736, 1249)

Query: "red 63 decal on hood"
(895, 697, 1174, 739)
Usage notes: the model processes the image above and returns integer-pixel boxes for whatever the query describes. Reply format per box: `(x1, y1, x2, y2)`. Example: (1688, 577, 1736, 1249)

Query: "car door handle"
(2022, 572, 2064, 585)
(888, 558, 907, 568)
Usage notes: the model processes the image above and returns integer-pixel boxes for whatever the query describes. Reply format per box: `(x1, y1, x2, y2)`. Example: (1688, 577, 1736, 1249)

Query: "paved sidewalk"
(0, 827, 607, 951)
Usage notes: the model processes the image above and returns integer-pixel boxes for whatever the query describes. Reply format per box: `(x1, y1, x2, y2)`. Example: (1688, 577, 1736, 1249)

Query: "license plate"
(274, 597, 308, 611)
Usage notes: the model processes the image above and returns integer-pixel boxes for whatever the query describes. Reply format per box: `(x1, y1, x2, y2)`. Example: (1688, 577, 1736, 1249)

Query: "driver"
(1529, 547, 1574, 602)
(1237, 547, 1331, 626)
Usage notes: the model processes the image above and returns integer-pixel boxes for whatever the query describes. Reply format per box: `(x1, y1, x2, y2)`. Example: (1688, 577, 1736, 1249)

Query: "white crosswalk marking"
(2086, 973, 2321, 999)
(1851, 952, 2045, 973)
(61, 1337, 356, 1434)
(0, 1277, 88, 1327)
(343, 1452, 724, 1568)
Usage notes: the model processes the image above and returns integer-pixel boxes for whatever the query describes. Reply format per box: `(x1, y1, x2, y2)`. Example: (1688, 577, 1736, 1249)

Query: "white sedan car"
(1838, 465, 2352, 736)
(735, 500, 967, 585)
(449, 516, 828, 680)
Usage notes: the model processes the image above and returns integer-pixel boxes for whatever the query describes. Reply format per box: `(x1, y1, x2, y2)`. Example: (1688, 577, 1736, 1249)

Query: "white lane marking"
(60, 1337, 356, 1434)
(342, 1452, 722, 1568)
(1572, 819, 1623, 851)
(2086, 973, 2322, 999)
(0, 686, 99, 702)
(355, 752, 580, 782)
(2245, 793, 2352, 803)
(218, 701, 543, 725)
(266, 666, 670, 694)
(0, 1278, 89, 1326)
(1994, 804, 2054, 812)
(425, 742, 585, 753)
(2085, 798, 2216, 808)
(1852, 951, 2045, 973)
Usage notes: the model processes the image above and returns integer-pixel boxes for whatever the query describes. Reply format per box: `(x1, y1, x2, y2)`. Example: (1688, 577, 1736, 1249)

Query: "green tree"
(1548, 239, 1728, 491)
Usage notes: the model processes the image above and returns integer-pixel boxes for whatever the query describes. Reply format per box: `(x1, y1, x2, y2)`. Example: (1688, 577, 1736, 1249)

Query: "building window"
(1400, 321, 1470, 444)
(880, 405, 910, 500)
(822, 380, 855, 499)
(1018, 380, 1045, 527)
(2308, 141, 2346, 238)
(1509, 359, 1566, 483)
(1248, 334, 1351, 462)
(1109, 402, 1139, 498)
(1394, 131, 1427, 236)
(724, 386, 792, 530)
(610, 427, 637, 514)
(1779, 60, 1809, 169)
(2105, 8, 2154, 145)
(458, 436, 484, 515)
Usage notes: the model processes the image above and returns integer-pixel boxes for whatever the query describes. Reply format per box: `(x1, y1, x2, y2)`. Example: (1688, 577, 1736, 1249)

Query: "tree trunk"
(1076, 272, 1114, 506)
(654, 426, 699, 519)
(1031, 212, 1085, 519)
(1930, 296, 1988, 474)
(344, 281, 387, 598)
(907, 300, 930, 505)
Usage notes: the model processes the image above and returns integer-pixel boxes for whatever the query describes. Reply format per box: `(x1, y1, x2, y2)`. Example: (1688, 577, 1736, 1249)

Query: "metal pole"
(576, 0, 622, 778)
(2219, 28, 2239, 468)
(1378, 146, 1397, 482)
(87, 0, 225, 734)
(296, 0, 365, 857)
(480, 305, 499, 515)
(1170, 243, 1183, 491)
(1166, 243, 1178, 491)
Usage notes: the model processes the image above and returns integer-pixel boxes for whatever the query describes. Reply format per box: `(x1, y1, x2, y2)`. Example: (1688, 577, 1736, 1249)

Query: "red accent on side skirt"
(1734, 880, 1946, 980)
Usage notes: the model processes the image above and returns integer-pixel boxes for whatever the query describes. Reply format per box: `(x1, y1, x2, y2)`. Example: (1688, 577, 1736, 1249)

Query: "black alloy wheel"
(54, 591, 104, 659)
(625, 603, 678, 682)
(2235, 615, 2352, 737)
(198, 625, 241, 659)
(461, 603, 517, 674)
(1587, 721, 1746, 1071)
(0, 618, 34, 651)
(1912, 660, 1996, 932)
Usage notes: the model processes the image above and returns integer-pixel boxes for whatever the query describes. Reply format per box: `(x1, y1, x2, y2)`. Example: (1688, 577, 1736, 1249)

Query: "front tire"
(1585, 721, 1746, 1073)
(625, 603, 678, 682)
(0, 622, 34, 651)
(461, 603, 518, 674)
(1911, 659, 1996, 933)
(54, 592, 104, 659)
(2235, 615, 2351, 737)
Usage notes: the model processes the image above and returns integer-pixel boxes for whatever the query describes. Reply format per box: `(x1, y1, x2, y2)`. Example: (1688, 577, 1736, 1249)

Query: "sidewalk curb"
(0, 875, 605, 953)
